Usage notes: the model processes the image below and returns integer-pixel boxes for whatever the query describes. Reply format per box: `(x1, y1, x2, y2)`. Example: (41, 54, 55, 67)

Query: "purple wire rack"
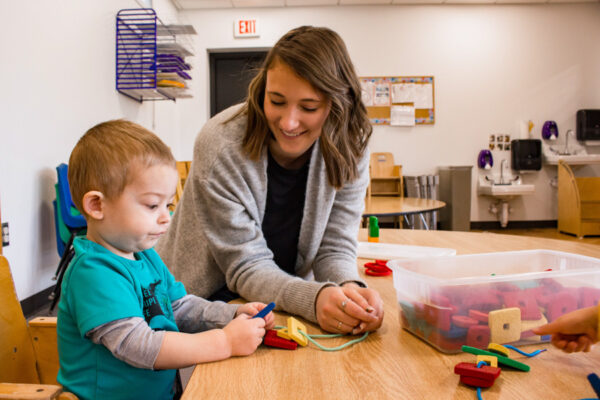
(116, 8, 175, 102)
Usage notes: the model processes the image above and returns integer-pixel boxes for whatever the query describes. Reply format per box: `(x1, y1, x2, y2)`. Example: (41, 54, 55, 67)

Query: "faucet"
(563, 129, 575, 155)
(499, 159, 507, 185)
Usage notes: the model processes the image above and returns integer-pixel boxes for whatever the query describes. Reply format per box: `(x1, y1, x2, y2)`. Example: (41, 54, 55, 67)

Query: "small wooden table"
(182, 229, 600, 400)
(363, 196, 446, 229)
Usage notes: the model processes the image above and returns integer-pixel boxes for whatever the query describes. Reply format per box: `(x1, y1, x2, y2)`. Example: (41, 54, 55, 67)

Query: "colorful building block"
(461, 345, 530, 371)
(287, 317, 308, 347)
(520, 314, 547, 340)
(501, 290, 541, 320)
(476, 355, 498, 368)
(264, 329, 298, 350)
(547, 291, 578, 322)
(452, 315, 479, 328)
(468, 309, 489, 323)
(276, 328, 291, 340)
(466, 325, 490, 349)
(487, 343, 509, 357)
(488, 307, 521, 344)
(454, 362, 501, 388)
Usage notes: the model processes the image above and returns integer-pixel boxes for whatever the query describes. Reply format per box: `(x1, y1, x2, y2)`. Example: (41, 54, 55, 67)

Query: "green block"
(461, 345, 530, 372)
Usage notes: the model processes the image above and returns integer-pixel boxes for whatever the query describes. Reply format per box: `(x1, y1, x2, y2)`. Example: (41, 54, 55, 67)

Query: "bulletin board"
(360, 76, 435, 126)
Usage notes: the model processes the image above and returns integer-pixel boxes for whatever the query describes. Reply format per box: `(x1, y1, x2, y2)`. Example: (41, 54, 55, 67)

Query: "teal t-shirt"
(57, 237, 187, 400)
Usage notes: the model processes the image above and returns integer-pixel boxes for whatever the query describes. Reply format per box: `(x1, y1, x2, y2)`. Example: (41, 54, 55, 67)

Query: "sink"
(543, 152, 600, 165)
(477, 178, 535, 199)
(543, 141, 600, 165)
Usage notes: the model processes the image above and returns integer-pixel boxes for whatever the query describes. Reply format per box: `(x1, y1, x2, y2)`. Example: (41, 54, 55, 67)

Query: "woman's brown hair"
(241, 26, 372, 189)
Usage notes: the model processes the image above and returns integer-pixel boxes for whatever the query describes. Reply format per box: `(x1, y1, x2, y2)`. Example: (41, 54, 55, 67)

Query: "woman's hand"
(236, 302, 275, 330)
(315, 284, 384, 334)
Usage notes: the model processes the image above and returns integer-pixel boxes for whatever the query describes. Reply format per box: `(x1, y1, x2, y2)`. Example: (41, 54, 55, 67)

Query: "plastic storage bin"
(388, 250, 600, 353)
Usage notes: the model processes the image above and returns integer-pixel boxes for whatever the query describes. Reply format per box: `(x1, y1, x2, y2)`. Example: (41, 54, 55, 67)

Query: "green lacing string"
(274, 325, 369, 351)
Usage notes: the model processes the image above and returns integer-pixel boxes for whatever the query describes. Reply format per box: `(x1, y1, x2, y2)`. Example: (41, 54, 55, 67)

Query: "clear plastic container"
(388, 250, 600, 353)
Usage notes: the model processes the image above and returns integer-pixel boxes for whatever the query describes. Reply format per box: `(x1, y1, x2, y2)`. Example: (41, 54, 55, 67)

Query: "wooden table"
(363, 196, 446, 229)
(182, 229, 600, 399)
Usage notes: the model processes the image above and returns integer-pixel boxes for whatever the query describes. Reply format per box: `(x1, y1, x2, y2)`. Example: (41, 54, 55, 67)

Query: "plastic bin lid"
(357, 242, 456, 260)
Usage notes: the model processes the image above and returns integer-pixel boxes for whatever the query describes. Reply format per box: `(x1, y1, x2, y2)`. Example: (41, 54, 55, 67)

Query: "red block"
(502, 289, 541, 320)
(452, 315, 479, 328)
(460, 375, 496, 388)
(454, 362, 501, 388)
(582, 287, 600, 308)
(263, 329, 298, 350)
(547, 291, 578, 322)
(466, 325, 490, 349)
(468, 309, 489, 323)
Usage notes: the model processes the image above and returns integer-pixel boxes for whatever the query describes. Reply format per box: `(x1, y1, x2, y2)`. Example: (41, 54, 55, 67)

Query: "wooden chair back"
(0, 255, 40, 384)
(0, 255, 78, 399)
(370, 152, 398, 178)
(558, 160, 600, 238)
(174, 161, 192, 208)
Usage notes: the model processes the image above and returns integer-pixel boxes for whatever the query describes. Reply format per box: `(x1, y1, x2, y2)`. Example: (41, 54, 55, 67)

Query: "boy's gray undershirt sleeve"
(172, 294, 239, 332)
(87, 296, 239, 370)
(87, 317, 164, 370)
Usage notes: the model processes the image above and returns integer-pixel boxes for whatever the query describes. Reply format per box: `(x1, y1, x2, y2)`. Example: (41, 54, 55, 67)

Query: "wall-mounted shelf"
(116, 8, 196, 102)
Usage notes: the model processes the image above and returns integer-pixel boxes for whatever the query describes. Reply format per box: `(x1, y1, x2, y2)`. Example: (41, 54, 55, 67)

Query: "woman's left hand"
(237, 302, 276, 330)
(315, 283, 384, 334)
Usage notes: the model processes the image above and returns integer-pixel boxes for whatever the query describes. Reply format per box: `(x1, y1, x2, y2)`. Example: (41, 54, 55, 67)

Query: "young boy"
(57, 119, 274, 400)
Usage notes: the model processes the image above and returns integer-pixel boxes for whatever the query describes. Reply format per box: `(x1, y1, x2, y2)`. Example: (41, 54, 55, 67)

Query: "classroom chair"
(0, 255, 78, 400)
(50, 165, 86, 311)
(368, 152, 403, 198)
(173, 161, 192, 209)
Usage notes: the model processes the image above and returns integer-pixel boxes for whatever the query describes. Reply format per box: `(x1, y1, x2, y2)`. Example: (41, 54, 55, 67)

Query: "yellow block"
(487, 343, 510, 357)
(276, 328, 291, 340)
(488, 307, 521, 344)
(476, 355, 498, 368)
(287, 317, 308, 347)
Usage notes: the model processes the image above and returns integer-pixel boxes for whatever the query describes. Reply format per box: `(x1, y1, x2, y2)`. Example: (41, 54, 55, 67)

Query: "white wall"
(1, 2, 599, 301)
(0, 0, 180, 300)
(178, 3, 600, 224)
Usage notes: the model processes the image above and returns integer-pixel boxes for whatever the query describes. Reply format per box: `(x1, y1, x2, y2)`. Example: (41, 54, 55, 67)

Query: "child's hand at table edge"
(532, 305, 598, 353)
(237, 302, 275, 330)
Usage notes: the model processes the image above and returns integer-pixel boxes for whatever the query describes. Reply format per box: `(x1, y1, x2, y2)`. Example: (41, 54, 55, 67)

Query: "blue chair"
(50, 164, 87, 310)
(55, 163, 86, 229)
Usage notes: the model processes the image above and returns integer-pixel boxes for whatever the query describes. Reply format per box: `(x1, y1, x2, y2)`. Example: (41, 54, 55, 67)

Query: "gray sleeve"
(312, 149, 369, 286)
(172, 294, 239, 333)
(87, 317, 164, 370)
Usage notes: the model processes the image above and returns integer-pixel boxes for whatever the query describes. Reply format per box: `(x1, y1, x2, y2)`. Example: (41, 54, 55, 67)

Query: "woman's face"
(263, 59, 330, 168)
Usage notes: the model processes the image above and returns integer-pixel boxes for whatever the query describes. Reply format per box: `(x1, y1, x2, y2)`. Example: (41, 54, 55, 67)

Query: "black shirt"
(261, 150, 309, 275)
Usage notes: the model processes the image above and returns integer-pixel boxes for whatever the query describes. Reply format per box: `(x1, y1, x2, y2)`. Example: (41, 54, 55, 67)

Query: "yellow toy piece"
(488, 307, 521, 344)
(287, 317, 308, 347)
(476, 355, 498, 368)
(487, 343, 510, 357)
(276, 328, 291, 340)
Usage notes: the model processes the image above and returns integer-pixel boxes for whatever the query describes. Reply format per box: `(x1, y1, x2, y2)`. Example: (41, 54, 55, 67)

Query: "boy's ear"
(82, 191, 105, 220)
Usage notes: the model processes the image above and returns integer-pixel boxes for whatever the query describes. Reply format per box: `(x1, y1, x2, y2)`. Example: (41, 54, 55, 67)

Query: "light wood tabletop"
(181, 229, 600, 400)
(363, 196, 446, 217)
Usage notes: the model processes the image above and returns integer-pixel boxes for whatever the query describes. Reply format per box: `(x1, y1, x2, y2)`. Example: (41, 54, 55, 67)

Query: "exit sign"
(234, 19, 259, 38)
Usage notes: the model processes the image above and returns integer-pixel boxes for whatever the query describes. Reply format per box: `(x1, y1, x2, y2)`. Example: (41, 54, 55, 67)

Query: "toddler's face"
(97, 163, 178, 258)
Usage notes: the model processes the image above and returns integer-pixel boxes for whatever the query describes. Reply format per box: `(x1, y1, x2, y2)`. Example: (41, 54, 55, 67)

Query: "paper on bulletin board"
(390, 105, 415, 126)
(414, 83, 433, 109)
(373, 82, 391, 106)
(361, 80, 375, 107)
(391, 83, 416, 104)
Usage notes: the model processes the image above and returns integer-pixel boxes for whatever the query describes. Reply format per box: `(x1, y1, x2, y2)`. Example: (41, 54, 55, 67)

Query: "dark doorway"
(209, 50, 268, 117)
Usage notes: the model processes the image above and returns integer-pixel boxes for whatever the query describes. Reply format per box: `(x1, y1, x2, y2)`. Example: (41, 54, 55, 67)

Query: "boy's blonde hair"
(68, 119, 176, 216)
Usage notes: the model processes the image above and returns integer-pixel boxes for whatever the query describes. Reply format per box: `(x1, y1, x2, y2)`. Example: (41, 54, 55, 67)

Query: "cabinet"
(116, 8, 196, 102)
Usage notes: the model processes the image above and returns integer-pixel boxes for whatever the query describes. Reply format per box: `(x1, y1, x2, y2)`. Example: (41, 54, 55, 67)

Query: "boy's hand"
(223, 314, 266, 356)
(236, 302, 275, 330)
(532, 306, 599, 353)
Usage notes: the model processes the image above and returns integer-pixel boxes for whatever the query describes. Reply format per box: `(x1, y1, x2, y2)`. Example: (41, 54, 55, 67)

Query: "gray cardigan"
(156, 104, 369, 323)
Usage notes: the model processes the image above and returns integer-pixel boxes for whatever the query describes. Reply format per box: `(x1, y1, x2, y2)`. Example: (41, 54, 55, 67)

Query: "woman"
(157, 26, 383, 334)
